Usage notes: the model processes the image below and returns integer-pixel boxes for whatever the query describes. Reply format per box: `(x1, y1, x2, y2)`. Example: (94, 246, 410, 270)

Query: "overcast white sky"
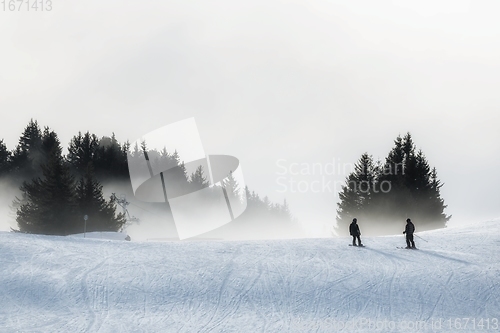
(1, 0, 499, 235)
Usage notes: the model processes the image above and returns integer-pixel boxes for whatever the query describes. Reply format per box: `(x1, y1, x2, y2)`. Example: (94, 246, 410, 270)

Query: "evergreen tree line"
(0, 120, 129, 182)
(336, 133, 450, 236)
(126, 138, 294, 225)
(244, 188, 292, 221)
(2, 120, 126, 235)
(0, 120, 293, 236)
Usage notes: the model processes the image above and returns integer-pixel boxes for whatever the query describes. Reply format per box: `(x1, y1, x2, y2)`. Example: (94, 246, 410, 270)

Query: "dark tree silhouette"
(15, 132, 77, 235)
(0, 139, 11, 177)
(14, 129, 125, 235)
(94, 134, 129, 180)
(336, 153, 378, 233)
(337, 133, 450, 235)
(67, 131, 99, 177)
(10, 119, 43, 180)
(75, 166, 126, 232)
(4, 119, 297, 238)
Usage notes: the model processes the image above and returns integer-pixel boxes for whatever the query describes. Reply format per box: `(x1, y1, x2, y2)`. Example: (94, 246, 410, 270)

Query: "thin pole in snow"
(83, 215, 88, 238)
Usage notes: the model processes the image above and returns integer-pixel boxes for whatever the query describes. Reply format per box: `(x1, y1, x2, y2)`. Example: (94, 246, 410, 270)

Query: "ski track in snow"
(1, 221, 500, 332)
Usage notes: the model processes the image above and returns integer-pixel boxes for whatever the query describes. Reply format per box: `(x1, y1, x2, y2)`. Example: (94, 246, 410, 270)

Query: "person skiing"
(403, 218, 416, 249)
(349, 218, 363, 246)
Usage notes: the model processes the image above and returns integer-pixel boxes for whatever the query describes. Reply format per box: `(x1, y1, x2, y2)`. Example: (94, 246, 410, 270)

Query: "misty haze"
(1, 0, 499, 332)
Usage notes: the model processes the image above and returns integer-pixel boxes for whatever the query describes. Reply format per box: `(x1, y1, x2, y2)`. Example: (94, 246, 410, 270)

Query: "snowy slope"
(1, 221, 499, 333)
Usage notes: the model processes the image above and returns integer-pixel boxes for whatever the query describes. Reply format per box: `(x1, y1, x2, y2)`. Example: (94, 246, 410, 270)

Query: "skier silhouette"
(403, 218, 416, 249)
(349, 218, 363, 246)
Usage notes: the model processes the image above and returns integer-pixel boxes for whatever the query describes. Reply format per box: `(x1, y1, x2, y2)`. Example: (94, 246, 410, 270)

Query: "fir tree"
(189, 165, 210, 190)
(94, 134, 128, 180)
(15, 132, 77, 235)
(371, 134, 413, 224)
(223, 171, 242, 202)
(423, 168, 450, 227)
(242, 185, 292, 220)
(156, 149, 190, 199)
(10, 119, 43, 180)
(0, 139, 11, 177)
(41, 127, 62, 167)
(170, 151, 189, 183)
(120, 140, 130, 173)
(14, 130, 125, 235)
(75, 166, 126, 232)
(336, 153, 378, 234)
(337, 133, 450, 235)
(67, 131, 99, 177)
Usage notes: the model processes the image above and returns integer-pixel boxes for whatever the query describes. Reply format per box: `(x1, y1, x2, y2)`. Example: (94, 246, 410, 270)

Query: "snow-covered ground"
(1, 221, 499, 333)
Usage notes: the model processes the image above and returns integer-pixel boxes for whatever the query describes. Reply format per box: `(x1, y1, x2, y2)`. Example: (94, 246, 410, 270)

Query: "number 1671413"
(2, 0, 53, 11)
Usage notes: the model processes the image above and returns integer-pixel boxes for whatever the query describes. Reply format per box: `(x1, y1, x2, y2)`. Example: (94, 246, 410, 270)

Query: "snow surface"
(68, 232, 131, 241)
(1, 221, 499, 332)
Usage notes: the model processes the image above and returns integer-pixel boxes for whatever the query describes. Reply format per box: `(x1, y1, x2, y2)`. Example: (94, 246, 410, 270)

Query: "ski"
(396, 247, 418, 250)
(349, 244, 365, 247)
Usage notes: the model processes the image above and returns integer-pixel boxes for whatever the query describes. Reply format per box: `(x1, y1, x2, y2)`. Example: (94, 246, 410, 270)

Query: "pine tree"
(67, 131, 99, 177)
(189, 165, 209, 190)
(120, 140, 131, 175)
(337, 133, 450, 235)
(94, 134, 127, 180)
(423, 168, 450, 227)
(0, 139, 11, 177)
(222, 171, 242, 202)
(15, 132, 77, 235)
(405, 150, 431, 218)
(10, 119, 43, 180)
(170, 150, 189, 184)
(149, 147, 175, 175)
(15, 130, 126, 235)
(41, 127, 62, 166)
(75, 166, 126, 232)
(336, 153, 378, 234)
(127, 141, 148, 178)
(158, 149, 190, 199)
(130, 141, 142, 159)
(371, 134, 413, 224)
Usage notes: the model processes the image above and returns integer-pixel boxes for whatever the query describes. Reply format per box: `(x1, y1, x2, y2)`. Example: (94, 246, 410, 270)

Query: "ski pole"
(414, 234, 428, 242)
